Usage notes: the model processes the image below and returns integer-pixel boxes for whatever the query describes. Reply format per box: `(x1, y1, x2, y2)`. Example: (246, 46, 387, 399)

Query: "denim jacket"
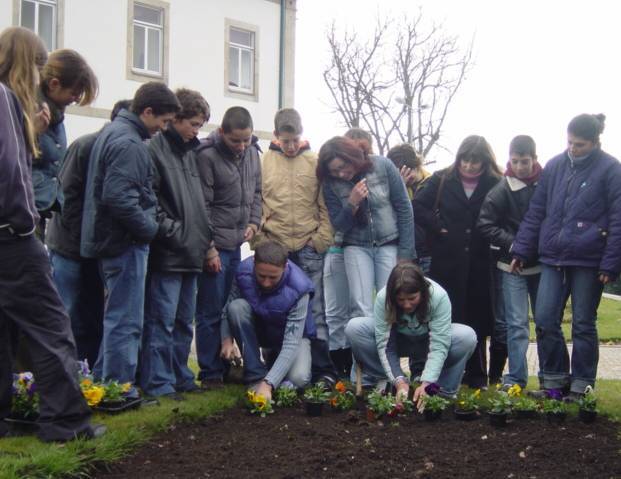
(322, 155, 415, 259)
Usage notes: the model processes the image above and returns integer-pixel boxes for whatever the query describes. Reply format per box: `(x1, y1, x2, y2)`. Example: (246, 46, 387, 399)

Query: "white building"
(1, 0, 298, 142)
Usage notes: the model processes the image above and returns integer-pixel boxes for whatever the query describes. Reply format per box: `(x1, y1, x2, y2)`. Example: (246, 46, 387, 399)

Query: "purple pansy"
(546, 389, 563, 401)
(425, 383, 441, 396)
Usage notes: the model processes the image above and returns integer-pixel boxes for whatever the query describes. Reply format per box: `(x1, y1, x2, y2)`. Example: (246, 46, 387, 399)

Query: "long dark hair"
(316, 136, 373, 183)
(385, 263, 431, 325)
(449, 135, 502, 177)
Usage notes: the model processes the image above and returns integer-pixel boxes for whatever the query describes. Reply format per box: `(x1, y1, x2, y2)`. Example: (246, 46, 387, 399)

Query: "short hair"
(344, 127, 373, 155)
(221, 106, 253, 133)
(175, 88, 210, 122)
(254, 240, 288, 267)
(567, 113, 606, 143)
(274, 108, 302, 135)
(316, 136, 373, 183)
(40, 49, 98, 106)
(509, 135, 537, 158)
(387, 143, 423, 170)
(452, 135, 502, 177)
(110, 99, 132, 121)
(130, 81, 180, 116)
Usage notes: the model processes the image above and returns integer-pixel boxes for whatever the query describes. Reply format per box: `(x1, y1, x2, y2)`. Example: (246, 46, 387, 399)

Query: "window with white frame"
(20, 0, 57, 51)
(132, 3, 164, 76)
(228, 27, 255, 93)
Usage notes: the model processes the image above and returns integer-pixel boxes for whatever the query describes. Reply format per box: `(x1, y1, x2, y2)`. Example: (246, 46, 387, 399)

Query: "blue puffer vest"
(236, 258, 316, 348)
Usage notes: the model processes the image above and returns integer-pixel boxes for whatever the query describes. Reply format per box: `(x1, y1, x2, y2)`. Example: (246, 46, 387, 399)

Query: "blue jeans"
(346, 316, 477, 395)
(140, 272, 198, 396)
(501, 271, 540, 387)
(343, 244, 398, 317)
(50, 252, 104, 370)
(195, 247, 240, 380)
(227, 298, 312, 387)
(535, 265, 602, 393)
(288, 245, 337, 381)
(324, 249, 352, 350)
(96, 244, 148, 395)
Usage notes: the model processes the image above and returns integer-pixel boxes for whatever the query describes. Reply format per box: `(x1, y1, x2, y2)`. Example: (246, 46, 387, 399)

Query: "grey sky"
(295, 0, 621, 168)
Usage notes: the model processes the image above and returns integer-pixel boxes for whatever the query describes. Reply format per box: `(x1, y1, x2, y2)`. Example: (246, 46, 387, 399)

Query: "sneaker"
(316, 375, 337, 391)
(84, 423, 107, 439)
(200, 378, 224, 390)
(526, 389, 549, 399)
(563, 391, 584, 403)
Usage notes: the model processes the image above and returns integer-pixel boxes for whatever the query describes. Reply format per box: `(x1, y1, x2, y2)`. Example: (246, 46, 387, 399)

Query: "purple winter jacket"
(512, 148, 621, 277)
(0, 83, 39, 236)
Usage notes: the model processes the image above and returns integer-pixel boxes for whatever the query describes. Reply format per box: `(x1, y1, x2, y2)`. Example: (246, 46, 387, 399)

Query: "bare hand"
(220, 337, 240, 361)
(205, 254, 222, 273)
(34, 102, 51, 134)
(509, 258, 523, 274)
(400, 166, 417, 187)
(395, 382, 409, 405)
(254, 380, 272, 402)
(599, 274, 611, 284)
(348, 179, 369, 207)
(244, 226, 256, 242)
(413, 382, 430, 412)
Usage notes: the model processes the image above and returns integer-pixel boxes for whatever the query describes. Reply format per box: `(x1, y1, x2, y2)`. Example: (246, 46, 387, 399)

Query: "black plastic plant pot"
(423, 409, 442, 422)
(5, 416, 39, 435)
(514, 409, 538, 420)
(488, 411, 508, 427)
(305, 401, 324, 417)
(454, 409, 478, 421)
(579, 409, 597, 424)
(546, 411, 567, 425)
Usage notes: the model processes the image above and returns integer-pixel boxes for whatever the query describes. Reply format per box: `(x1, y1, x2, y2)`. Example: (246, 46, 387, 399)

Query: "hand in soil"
(413, 382, 430, 412)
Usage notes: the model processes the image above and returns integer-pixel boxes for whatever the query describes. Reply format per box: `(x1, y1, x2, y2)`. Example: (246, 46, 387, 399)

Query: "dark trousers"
(0, 234, 91, 441)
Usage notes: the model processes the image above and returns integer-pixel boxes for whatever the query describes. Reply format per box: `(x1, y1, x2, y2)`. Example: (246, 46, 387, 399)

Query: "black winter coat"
(81, 110, 158, 258)
(47, 130, 100, 260)
(414, 167, 500, 336)
(147, 128, 212, 273)
(477, 177, 538, 267)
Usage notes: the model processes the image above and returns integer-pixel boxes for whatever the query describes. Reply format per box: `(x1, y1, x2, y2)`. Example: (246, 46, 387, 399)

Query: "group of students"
(1, 25, 620, 442)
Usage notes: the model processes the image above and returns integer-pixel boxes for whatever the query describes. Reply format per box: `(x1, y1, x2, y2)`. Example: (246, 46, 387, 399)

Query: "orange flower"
(335, 381, 347, 394)
(330, 397, 338, 407)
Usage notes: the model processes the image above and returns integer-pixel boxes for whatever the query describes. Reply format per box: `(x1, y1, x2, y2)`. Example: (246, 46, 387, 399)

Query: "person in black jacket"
(140, 89, 212, 399)
(414, 135, 501, 389)
(478, 136, 543, 388)
(80, 82, 180, 397)
(46, 99, 131, 369)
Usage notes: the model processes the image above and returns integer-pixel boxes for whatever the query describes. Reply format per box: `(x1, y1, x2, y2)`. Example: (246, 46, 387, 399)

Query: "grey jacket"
(195, 132, 262, 251)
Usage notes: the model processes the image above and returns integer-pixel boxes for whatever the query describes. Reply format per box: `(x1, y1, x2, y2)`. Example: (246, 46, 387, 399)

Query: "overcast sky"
(294, 0, 621, 169)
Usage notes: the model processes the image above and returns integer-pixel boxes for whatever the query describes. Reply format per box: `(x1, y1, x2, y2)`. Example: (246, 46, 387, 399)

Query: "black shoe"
(200, 378, 224, 390)
(177, 383, 202, 393)
(315, 374, 337, 391)
(162, 392, 186, 401)
(0, 420, 8, 438)
(563, 391, 584, 403)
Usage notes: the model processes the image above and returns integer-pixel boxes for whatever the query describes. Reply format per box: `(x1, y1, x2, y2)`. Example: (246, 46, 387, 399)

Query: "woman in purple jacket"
(511, 113, 621, 399)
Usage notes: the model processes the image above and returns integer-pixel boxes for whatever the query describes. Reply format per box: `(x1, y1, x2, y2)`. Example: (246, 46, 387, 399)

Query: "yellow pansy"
(507, 384, 522, 397)
(474, 389, 481, 398)
(83, 386, 105, 406)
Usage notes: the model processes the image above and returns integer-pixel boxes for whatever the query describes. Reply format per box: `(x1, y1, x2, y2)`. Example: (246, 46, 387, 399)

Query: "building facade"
(2, 0, 297, 141)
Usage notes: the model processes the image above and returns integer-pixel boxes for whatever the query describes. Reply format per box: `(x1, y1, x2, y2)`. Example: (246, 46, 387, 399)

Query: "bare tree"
(323, 10, 474, 157)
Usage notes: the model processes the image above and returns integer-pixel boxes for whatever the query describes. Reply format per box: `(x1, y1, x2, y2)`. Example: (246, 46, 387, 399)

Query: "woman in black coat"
(413, 135, 502, 388)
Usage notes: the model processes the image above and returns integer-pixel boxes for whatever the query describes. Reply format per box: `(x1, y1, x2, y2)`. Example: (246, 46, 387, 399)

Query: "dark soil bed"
(96, 405, 621, 478)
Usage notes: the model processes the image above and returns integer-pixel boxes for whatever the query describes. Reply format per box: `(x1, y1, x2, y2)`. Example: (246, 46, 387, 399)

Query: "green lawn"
(0, 385, 242, 479)
(529, 296, 621, 343)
